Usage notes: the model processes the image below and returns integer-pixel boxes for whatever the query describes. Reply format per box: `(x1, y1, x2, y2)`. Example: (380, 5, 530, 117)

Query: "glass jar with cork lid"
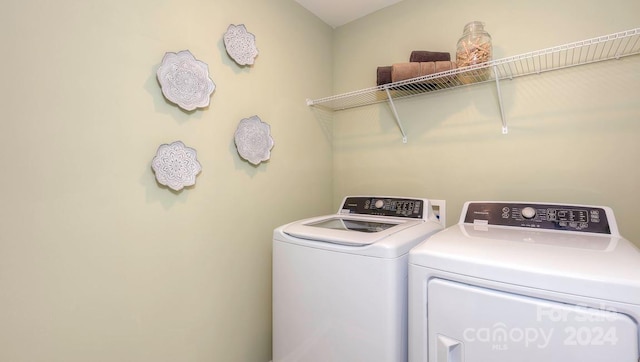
(456, 21, 492, 84)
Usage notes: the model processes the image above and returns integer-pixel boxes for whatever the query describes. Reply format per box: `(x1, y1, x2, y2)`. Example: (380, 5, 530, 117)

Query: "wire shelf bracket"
(385, 88, 408, 143)
(493, 65, 508, 134)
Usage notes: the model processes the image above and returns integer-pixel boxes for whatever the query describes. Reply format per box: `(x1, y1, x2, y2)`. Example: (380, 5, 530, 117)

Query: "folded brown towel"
(391, 61, 457, 83)
(377, 66, 392, 86)
(391, 62, 421, 83)
(420, 62, 435, 75)
(410, 51, 451, 62)
(435, 60, 456, 73)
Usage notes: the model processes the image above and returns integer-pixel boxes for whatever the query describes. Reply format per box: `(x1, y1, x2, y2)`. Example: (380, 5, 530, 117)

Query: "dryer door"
(427, 279, 639, 362)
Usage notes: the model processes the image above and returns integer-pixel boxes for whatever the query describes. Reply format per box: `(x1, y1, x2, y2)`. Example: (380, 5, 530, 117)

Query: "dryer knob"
(521, 207, 536, 219)
(374, 200, 385, 209)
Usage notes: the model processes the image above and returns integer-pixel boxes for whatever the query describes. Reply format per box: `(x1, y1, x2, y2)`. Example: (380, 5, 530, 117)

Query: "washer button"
(521, 207, 536, 219)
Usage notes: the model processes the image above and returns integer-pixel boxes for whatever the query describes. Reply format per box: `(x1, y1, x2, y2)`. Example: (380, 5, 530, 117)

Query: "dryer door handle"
(437, 334, 463, 362)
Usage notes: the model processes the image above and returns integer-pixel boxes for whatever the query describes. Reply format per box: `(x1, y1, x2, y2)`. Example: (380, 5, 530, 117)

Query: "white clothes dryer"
(273, 196, 446, 362)
(408, 201, 640, 362)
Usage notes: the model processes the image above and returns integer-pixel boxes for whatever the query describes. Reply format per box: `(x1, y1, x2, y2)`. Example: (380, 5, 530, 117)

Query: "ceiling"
(294, 0, 404, 28)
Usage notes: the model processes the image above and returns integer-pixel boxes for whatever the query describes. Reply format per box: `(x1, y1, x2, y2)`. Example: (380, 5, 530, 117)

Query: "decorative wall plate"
(156, 50, 216, 111)
(234, 115, 274, 165)
(151, 141, 202, 191)
(223, 24, 259, 66)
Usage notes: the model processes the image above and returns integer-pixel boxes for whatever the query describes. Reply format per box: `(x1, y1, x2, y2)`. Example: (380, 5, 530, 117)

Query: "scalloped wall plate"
(223, 24, 259, 66)
(156, 50, 216, 111)
(151, 141, 202, 191)
(234, 115, 274, 165)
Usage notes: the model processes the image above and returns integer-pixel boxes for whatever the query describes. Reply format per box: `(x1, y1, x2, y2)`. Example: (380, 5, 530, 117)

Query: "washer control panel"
(463, 202, 611, 234)
(340, 196, 424, 219)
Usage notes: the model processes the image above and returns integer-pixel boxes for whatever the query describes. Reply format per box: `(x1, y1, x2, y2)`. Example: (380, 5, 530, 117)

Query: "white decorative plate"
(156, 50, 216, 111)
(234, 115, 274, 165)
(151, 141, 202, 191)
(223, 24, 259, 66)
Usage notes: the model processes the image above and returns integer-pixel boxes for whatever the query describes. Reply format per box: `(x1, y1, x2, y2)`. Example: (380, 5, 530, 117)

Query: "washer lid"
(283, 214, 422, 246)
(410, 224, 640, 305)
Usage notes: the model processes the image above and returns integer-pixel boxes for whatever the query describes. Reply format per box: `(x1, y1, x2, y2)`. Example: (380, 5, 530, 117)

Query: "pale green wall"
(2, 0, 638, 360)
(332, 0, 640, 244)
(0, 1, 332, 361)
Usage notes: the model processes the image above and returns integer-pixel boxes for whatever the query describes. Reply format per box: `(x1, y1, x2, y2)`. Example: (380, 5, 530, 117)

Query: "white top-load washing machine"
(408, 201, 640, 362)
(273, 196, 446, 362)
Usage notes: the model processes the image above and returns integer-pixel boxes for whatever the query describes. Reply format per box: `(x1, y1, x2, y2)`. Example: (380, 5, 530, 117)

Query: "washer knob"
(521, 207, 536, 219)
(374, 200, 385, 209)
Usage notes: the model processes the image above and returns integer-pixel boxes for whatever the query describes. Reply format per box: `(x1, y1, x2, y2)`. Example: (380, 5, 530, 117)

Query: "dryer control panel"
(463, 202, 612, 234)
(340, 196, 425, 219)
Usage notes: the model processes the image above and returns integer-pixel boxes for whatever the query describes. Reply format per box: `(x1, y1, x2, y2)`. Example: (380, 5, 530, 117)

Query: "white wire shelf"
(308, 27, 640, 110)
(306, 27, 640, 141)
